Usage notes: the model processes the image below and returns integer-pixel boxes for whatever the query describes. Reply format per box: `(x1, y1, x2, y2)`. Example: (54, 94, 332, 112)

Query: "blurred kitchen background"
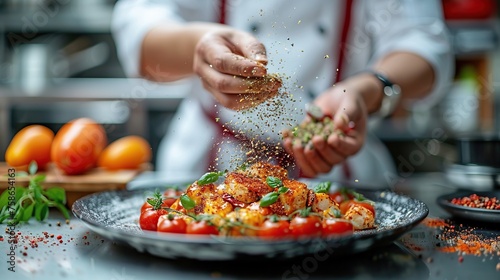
(1, 0, 500, 184)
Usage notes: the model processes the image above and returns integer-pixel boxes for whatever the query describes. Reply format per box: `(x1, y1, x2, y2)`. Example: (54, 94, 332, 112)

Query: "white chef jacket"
(111, 0, 454, 189)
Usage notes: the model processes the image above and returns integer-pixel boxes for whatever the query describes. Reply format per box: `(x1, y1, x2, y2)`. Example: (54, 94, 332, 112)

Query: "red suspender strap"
(335, 0, 353, 84)
(218, 0, 227, 24)
(337, 0, 354, 180)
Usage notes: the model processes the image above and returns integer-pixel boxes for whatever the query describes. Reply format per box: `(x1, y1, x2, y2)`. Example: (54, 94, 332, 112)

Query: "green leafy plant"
(0, 161, 70, 225)
(260, 177, 289, 207)
(197, 171, 225, 186)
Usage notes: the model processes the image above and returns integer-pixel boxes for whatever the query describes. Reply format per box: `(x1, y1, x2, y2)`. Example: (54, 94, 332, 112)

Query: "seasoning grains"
(210, 71, 300, 172)
(423, 218, 500, 267)
(1, 224, 105, 267)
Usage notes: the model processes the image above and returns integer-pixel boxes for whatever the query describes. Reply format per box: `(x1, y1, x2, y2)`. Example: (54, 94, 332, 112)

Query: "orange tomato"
(51, 118, 107, 175)
(97, 135, 152, 170)
(5, 125, 54, 170)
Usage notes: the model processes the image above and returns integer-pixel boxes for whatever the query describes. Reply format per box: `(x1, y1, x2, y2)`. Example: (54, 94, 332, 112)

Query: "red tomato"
(163, 188, 182, 208)
(186, 220, 219, 235)
(257, 219, 291, 239)
(141, 201, 153, 213)
(322, 218, 354, 236)
(289, 216, 322, 238)
(5, 125, 54, 170)
(139, 209, 166, 231)
(51, 118, 107, 175)
(157, 216, 187, 234)
(98, 135, 152, 171)
(330, 190, 354, 204)
(340, 200, 376, 216)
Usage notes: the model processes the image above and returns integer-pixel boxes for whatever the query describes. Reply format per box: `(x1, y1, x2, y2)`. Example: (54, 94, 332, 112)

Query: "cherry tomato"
(163, 188, 182, 208)
(140, 201, 153, 213)
(186, 220, 219, 235)
(257, 219, 291, 239)
(329, 190, 354, 204)
(340, 200, 376, 216)
(5, 125, 54, 170)
(322, 218, 354, 236)
(51, 118, 107, 175)
(289, 216, 322, 238)
(98, 135, 152, 171)
(157, 215, 187, 234)
(139, 209, 167, 231)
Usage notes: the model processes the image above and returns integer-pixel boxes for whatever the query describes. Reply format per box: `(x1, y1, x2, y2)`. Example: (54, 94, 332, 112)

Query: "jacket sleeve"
(366, 0, 455, 110)
(110, 0, 184, 77)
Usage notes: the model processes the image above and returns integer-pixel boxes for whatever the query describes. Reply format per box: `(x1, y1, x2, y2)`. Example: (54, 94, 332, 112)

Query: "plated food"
(139, 162, 376, 239)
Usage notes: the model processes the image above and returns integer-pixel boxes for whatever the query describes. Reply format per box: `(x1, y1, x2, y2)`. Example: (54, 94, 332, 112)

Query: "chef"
(111, 0, 454, 188)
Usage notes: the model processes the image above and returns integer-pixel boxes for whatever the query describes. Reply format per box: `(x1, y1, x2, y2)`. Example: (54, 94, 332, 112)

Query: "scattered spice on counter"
(422, 217, 500, 268)
(450, 194, 500, 210)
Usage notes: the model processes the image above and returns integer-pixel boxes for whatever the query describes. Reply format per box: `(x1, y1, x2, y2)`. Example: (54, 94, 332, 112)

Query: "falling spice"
(422, 217, 500, 268)
(210, 70, 299, 172)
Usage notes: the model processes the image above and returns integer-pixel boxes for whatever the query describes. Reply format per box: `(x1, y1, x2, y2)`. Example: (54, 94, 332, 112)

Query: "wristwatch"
(370, 72, 401, 118)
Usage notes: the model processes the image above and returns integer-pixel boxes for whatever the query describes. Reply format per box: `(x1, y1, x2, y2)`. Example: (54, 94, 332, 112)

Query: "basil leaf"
(352, 191, 366, 201)
(28, 161, 38, 175)
(31, 174, 46, 185)
(260, 192, 279, 207)
(180, 194, 195, 210)
(35, 203, 49, 221)
(44, 187, 67, 204)
(15, 187, 26, 202)
(13, 206, 24, 223)
(0, 190, 9, 208)
(314, 182, 332, 193)
(197, 172, 221, 186)
(278, 186, 288, 194)
(33, 186, 42, 203)
(21, 203, 35, 222)
(266, 176, 283, 188)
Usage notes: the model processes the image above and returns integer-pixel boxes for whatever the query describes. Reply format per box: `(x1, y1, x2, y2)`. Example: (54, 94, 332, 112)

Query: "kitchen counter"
(1, 172, 499, 280)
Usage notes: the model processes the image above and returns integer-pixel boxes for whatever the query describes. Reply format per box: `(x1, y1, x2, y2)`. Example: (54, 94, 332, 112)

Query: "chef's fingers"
(311, 135, 346, 166)
(327, 132, 363, 158)
(197, 33, 267, 78)
(224, 31, 268, 65)
(201, 81, 278, 110)
(198, 62, 281, 94)
(303, 144, 333, 174)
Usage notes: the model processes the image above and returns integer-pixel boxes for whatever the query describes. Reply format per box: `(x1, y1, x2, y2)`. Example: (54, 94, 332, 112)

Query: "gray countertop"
(1, 172, 499, 280)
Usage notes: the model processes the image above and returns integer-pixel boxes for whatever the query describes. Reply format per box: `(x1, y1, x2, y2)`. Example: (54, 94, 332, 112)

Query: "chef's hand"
(193, 28, 281, 110)
(283, 87, 367, 178)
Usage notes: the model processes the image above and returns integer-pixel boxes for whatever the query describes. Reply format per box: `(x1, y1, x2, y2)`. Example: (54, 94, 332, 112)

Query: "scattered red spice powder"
(422, 217, 500, 262)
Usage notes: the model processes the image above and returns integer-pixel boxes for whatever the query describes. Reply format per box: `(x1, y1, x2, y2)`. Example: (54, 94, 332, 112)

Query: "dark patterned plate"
(72, 187, 428, 260)
(437, 190, 500, 223)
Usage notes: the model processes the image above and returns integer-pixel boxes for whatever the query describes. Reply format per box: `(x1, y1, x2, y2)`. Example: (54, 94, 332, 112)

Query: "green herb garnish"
(313, 181, 332, 193)
(259, 186, 288, 207)
(0, 161, 70, 225)
(180, 194, 196, 210)
(197, 171, 225, 186)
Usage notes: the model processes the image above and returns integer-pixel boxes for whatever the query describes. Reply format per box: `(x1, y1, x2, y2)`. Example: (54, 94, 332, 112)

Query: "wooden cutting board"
(0, 162, 148, 206)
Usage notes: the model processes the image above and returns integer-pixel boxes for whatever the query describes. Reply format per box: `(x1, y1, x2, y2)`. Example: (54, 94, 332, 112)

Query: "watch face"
(384, 84, 401, 97)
